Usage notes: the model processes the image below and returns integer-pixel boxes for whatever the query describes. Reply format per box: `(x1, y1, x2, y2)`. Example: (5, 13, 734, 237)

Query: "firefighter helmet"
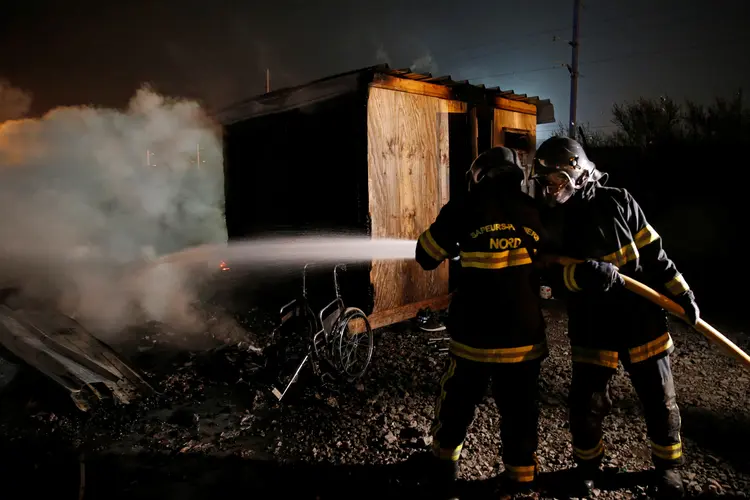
(466, 147, 524, 192)
(531, 136, 604, 206)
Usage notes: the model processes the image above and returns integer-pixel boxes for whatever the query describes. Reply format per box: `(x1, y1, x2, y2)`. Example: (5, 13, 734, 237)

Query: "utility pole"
(567, 0, 582, 139)
(265, 69, 271, 93)
(737, 87, 743, 141)
(196, 143, 200, 166)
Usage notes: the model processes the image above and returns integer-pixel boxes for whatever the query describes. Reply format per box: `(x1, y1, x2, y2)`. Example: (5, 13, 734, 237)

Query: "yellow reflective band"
(665, 274, 690, 295)
(459, 248, 532, 270)
(506, 464, 536, 483)
(432, 442, 463, 462)
(634, 223, 660, 249)
(628, 333, 673, 364)
(601, 241, 639, 268)
(523, 226, 540, 242)
(573, 440, 605, 461)
(431, 357, 457, 437)
(418, 229, 449, 262)
(650, 439, 683, 462)
(572, 346, 619, 369)
(563, 263, 581, 292)
(450, 341, 547, 363)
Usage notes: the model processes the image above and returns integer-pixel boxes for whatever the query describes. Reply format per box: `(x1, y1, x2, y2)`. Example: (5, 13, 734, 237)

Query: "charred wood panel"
(222, 90, 371, 313)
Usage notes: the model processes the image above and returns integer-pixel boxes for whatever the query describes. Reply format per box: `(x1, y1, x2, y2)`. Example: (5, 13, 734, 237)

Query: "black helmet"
(466, 147, 524, 193)
(531, 136, 604, 206)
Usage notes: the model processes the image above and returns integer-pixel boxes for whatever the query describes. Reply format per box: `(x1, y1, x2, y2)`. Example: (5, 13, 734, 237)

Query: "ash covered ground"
(0, 301, 748, 500)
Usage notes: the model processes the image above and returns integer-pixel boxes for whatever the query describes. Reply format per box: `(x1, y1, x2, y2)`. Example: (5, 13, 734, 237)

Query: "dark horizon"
(2, 0, 749, 139)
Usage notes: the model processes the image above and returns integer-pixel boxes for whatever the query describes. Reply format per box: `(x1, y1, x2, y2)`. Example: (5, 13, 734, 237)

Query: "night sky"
(2, 0, 748, 138)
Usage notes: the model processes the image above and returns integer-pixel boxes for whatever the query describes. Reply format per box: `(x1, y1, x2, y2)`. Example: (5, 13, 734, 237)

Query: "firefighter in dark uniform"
(531, 136, 700, 499)
(413, 147, 549, 499)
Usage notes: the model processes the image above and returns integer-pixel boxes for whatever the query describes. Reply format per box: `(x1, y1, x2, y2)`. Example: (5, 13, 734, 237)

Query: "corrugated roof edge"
(215, 64, 555, 125)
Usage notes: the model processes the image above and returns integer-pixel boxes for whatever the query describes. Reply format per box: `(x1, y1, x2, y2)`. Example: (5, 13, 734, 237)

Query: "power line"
(439, 14, 651, 61)
(447, 10, 729, 73)
(446, 26, 570, 57)
(575, 34, 750, 69)
(441, 9, 704, 62)
(461, 34, 750, 83)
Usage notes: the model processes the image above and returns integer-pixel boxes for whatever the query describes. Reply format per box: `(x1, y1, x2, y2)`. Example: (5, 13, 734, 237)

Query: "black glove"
(573, 260, 625, 292)
(673, 290, 700, 326)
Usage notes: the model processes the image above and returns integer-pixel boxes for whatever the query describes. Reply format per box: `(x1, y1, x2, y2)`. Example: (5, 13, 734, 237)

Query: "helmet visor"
(532, 169, 576, 206)
(535, 170, 572, 188)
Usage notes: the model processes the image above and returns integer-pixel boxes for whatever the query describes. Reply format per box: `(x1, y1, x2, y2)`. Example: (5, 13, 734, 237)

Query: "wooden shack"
(217, 64, 554, 330)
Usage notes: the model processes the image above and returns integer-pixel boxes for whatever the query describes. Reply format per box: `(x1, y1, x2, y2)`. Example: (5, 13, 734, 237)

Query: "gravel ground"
(0, 300, 748, 499)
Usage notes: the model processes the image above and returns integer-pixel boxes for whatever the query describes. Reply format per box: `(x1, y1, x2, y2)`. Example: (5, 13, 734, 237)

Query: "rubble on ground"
(0, 301, 747, 499)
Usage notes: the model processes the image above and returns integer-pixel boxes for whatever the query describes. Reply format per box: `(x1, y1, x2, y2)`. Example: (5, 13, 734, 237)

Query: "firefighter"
(531, 136, 700, 499)
(412, 146, 550, 499)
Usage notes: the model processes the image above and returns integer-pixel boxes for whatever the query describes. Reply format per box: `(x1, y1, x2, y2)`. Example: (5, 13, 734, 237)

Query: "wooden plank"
(349, 294, 452, 333)
(494, 96, 537, 115)
(371, 74, 455, 101)
(493, 108, 537, 148)
(436, 99, 451, 208)
(469, 107, 479, 159)
(366, 87, 466, 315)
(493, 108, 538, 185)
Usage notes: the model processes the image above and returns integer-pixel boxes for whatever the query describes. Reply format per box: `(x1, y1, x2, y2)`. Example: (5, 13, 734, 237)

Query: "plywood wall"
(367, 87, 467, 314)
(492, 108, 537, 147)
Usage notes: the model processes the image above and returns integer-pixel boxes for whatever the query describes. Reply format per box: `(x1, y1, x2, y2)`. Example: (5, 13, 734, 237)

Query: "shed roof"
(216, 64, 555, 126)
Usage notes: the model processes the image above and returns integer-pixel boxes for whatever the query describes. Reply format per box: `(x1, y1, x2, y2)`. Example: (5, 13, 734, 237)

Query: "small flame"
(219, 260, 230, 271)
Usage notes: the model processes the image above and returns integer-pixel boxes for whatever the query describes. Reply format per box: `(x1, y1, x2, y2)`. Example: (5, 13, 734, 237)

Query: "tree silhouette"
(549, 90, 748, 149)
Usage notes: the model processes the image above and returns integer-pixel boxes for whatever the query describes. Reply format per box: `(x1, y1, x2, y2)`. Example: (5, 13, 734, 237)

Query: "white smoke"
(375, 45, 392, 66)
(373, 44, 439, 76)
(0, 83, 228, 340)
(410, 52, 438, 75)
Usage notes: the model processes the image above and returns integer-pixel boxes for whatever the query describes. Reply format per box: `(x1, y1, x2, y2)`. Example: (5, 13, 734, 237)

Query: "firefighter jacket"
(541, 184, 692, 369)
(415, 189, 548, 364)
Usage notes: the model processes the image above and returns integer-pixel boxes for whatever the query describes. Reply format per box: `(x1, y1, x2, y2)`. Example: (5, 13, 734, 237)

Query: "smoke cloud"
(0, 83, 228, 341)
(375, 45, 392, 66)
(373, 44, 439, 76)
(410, 52, 438, 75)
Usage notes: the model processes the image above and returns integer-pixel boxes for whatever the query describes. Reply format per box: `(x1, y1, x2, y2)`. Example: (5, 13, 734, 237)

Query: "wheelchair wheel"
(335, 307, 374, 381)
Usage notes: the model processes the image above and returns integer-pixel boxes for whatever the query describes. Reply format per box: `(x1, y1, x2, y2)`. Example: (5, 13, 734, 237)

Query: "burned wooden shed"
(217, 64, 554, 330)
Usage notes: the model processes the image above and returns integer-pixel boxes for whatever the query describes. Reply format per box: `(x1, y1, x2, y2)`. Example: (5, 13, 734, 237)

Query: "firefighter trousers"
(569, 355, 684, 470)
(431, 354, 542, 485)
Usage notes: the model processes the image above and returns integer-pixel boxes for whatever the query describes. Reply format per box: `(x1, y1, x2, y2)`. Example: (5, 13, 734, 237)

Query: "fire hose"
(554, 256, 750, 369)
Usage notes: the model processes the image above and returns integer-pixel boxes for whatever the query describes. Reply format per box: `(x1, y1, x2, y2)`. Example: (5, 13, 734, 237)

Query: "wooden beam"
(495, 96, 536, 115)
(371, 74, 455, 101)
(470, 107, 479, 159)
(349, 294, 453, 333)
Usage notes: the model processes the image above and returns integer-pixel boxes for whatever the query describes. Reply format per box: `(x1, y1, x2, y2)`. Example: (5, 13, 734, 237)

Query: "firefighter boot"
(496, 479, 539, 500)
(496, 465, 539, 499)
(652, 469, 685, 500)
(408, 451, 459, 499)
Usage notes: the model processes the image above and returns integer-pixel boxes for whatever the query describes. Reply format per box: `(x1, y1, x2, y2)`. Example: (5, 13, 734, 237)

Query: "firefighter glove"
(673, 290, 700, 326)
(575, 260, 625, 292)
